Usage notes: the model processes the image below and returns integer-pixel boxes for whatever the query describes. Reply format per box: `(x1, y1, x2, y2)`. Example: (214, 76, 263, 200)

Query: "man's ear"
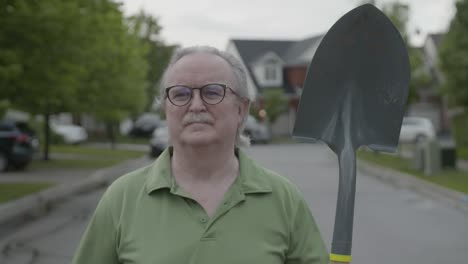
(238, 100, 249, 123)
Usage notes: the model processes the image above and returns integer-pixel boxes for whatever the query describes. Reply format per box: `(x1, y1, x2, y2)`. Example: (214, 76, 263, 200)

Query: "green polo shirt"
(72, 147, 329, 264)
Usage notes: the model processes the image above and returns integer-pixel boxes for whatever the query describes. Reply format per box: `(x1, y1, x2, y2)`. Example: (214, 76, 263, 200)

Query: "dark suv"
(0, 120, 39, 171)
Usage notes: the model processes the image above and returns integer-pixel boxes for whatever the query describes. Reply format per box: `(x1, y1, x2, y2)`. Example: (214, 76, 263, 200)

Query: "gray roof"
(230, 35, 323, 92)
(231, 39, 297, 65)
(231, 35, 324, 69)
(282, 35, 324, 66)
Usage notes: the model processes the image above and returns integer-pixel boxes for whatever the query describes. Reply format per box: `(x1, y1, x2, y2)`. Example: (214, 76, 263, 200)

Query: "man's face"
(163, 53, 247, 148)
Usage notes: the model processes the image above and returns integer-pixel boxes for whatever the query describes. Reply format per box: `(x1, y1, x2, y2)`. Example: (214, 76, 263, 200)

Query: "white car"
(399, 117, 436, 143)
(51, 124, 88, 144)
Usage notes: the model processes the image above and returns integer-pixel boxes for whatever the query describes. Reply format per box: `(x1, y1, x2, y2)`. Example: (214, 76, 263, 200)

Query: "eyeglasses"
(165, 83, 241, 106)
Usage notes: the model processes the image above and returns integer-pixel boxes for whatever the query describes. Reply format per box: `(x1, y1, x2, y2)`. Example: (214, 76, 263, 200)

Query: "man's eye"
(203, 86, 223, 97)
(171, 88, 191, 99)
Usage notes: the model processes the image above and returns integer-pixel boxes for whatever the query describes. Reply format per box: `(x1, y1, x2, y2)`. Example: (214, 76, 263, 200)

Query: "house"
(409, 33, 453, 134)
(226, 35, 323, 136)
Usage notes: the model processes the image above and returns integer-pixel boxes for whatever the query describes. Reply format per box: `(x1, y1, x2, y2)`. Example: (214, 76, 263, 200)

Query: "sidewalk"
(0, 155, 153, 226)
(357, 159, 468, 214)
(398, 148, 468, 171)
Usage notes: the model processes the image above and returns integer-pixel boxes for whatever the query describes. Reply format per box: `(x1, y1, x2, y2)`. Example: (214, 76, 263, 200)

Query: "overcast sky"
(118, 0, 456, 49)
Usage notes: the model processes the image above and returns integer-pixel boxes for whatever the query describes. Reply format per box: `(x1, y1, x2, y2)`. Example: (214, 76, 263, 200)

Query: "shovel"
(292, 4, 410, 263)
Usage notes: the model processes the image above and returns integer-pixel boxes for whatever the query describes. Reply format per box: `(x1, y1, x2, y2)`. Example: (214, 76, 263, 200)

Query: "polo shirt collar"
(145, 147, 272, 195)
(145, 147, 173, 194)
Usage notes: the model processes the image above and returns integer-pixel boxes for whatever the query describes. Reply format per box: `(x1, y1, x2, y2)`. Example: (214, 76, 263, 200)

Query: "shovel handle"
(330, 145, 357, 263)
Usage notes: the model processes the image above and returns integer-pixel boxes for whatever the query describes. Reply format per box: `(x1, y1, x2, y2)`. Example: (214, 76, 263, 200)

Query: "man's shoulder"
(258, 165, 302, 195)
(103, 162, 155, 200)
(242, 154, 304, 201)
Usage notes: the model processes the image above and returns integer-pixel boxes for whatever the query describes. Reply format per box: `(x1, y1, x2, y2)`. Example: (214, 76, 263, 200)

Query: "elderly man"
(72, 46, 329, 264)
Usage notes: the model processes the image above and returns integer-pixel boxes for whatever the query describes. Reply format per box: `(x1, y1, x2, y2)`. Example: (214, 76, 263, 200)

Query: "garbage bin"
(412, 141, 425, 171)
(423, 139, 440, 175)
(438, 138, 457, 169)
(412, 139, 440, 175)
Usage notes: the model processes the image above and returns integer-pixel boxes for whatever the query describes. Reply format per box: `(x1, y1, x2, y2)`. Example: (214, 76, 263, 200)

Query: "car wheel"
(0, 153, 8, 172)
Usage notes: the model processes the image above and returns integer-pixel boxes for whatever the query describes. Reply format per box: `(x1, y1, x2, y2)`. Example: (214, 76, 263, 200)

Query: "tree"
(0, 0, 150, 155)
(76, 1, 148, 148)
(0, 0, 91, 159)
(127, 11, 175, 112)
(263, 88, 288, 124)
(439, 0, 468, 109)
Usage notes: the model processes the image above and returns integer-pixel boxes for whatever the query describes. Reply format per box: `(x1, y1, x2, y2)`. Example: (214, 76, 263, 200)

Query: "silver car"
(149, 121, 169, 157)
(244, 115, 271, 144)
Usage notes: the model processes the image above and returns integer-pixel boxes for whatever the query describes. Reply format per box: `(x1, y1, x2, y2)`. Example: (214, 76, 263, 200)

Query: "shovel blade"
(293, 4, 410, 153)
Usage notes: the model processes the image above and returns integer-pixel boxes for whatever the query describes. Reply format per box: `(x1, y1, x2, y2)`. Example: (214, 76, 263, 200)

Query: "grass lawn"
(358, 150, 468, 194)
(270, 136, 298, 144)
(87, 134, 150, 145)
(115, 135, 150, 145)
(458, 147, 468, 160)
(30, 158, 124, 170)
(0, 145, 146, 204)
(32, 145, 146, 170)
(0, 183, 54, 203)
(50, 145, 145, 159)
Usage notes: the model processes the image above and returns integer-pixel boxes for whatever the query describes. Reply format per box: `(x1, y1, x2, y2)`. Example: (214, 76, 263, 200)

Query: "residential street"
(1, 144, 467, 264)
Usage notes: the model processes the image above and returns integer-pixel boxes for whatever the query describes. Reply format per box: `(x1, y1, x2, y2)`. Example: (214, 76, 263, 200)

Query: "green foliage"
(382, 2, 431, 103)
(127, 11, 176, 112)
(263, 88, 288, 124)
(452, 113, 468, 147)
(459, 147, 468, 160)
(0, 0, 88, 113)
(0, 0, 172, 156)
(75, 1, 148, 124)
(0, 99, 10, 118)
(439, 0, 468, 109)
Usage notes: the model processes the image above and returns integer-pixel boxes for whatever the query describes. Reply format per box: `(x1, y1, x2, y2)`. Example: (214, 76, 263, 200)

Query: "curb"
(357, 159, 468, 214)
(0, 156, 150, 226)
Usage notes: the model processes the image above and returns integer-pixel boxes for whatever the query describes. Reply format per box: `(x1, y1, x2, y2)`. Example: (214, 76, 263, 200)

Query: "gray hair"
(157, 46, 255, 147)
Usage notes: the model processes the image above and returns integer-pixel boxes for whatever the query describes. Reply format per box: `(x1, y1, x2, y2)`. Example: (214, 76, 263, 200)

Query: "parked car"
(244, 115, 271, 144)
(399, 117, 436, 144)
(51, 123, 88, 144)
(149, 121, 169, 158)
(0, 120, 39, 171)
(129, 113, 163, 138)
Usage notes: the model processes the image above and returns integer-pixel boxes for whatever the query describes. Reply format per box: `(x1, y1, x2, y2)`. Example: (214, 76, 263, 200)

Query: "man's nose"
(188, 89, 206, 111)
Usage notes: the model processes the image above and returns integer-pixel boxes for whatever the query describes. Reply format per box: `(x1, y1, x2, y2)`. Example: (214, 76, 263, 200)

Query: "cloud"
(120, 0, 457, 49)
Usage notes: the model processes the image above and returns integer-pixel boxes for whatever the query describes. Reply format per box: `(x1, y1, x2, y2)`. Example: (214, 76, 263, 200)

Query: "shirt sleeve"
(286, 192, 329, 264)
(72, 189, 120, 264)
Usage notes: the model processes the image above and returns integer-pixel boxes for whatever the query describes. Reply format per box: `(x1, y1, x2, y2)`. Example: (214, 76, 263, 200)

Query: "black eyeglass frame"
(164, 83, 242, 106)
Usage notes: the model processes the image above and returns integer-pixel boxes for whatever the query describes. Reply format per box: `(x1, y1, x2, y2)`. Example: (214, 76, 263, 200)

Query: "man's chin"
(180, 133, 217, 146)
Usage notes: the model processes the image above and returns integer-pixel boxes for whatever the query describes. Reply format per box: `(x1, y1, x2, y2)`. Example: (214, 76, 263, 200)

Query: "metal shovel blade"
(292, 4, 410, 262)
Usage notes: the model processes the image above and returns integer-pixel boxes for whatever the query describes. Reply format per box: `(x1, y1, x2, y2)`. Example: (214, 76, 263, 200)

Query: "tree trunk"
(43, 111, 50, 161)
(106, 122, 116, 150)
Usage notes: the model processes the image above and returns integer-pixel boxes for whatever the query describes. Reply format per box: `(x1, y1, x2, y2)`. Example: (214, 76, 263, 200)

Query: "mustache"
(182, 112, 214, 125)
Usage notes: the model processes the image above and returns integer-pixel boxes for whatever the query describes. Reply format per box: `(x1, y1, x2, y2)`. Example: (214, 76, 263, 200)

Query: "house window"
(264, 63, 277, 81)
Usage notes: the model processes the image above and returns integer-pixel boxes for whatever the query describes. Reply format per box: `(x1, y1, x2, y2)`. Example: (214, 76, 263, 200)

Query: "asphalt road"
(1, 144, 467, 264)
